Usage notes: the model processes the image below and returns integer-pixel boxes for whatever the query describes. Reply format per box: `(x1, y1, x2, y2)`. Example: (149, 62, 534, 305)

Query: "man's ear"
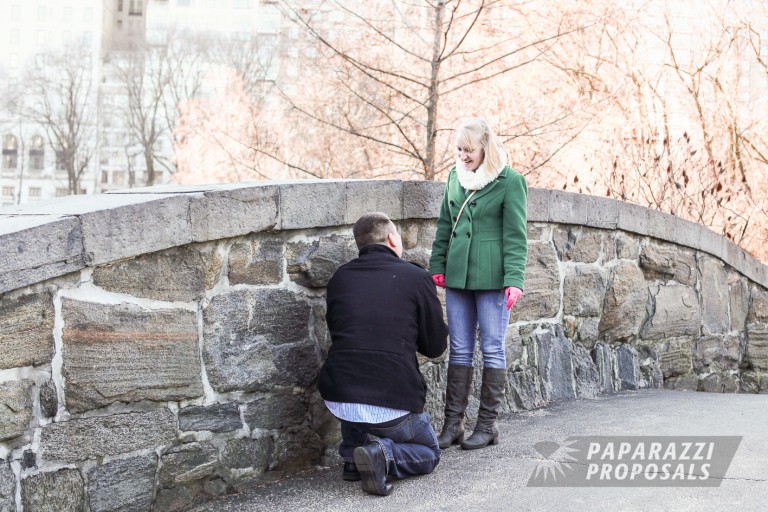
(386, 232, 397, 248)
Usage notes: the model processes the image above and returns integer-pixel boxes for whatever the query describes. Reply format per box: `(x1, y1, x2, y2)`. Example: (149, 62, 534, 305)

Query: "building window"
(55, 188, 69, 197)
(55, 149, 67, 170)
(2, 135, 18, 169)
(11, 4, 21, 21)
(118, 0, 124, 12)
(28, 187, 42, 199)
(101, 170, 109, 183)
(2, 187, 14, 198)
(36, 54, 45, 68)
(129, 0, 142, 15)
(113, 170, 125, 185)
(116, 19, 123, 29)
(177, 0, 191, 6)
(83, 31, 93, 46)
(9, 54, 18, 69)
(38, 5, 47, 21)
(29, 135, 45, 170)
(84, 7, 93, 22)
(10, 30, 20, 46)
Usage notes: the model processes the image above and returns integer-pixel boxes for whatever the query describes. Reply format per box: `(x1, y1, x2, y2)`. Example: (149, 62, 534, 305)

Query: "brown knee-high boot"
(461, 367, 506, 450)
(436, 364, 474, 449)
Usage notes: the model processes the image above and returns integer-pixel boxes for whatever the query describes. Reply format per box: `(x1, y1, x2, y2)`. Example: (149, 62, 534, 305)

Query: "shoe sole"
(342, 473, 361, 482)
(353, 448, 391, 496)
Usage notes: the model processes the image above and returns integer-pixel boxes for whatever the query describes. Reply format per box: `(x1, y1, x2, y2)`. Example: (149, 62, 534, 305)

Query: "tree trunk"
(424, 1, 445, 181)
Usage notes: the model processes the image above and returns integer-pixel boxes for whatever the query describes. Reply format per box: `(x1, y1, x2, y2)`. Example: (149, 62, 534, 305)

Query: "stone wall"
(1, 180, 767, 511)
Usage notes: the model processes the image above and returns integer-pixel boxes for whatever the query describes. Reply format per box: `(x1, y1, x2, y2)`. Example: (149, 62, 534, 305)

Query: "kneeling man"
(318, 212, 449, 496)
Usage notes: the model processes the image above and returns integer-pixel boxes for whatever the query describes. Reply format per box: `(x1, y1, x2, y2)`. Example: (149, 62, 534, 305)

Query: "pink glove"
(432, 274, 446, 288)
(505, 286, 523, 310)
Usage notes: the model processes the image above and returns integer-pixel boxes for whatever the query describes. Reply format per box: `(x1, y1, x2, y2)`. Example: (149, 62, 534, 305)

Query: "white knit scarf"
(455, 158, 502, 191)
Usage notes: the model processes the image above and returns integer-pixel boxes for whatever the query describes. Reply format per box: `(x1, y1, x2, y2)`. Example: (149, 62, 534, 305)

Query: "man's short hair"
(353, 212, 395, 249)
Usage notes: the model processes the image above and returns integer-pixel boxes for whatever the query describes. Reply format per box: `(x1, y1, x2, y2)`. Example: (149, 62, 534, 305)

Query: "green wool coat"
(429, 165, 528, 291)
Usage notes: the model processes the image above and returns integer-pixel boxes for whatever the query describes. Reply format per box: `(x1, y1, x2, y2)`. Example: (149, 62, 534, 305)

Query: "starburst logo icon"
(528, 440, 581, 486)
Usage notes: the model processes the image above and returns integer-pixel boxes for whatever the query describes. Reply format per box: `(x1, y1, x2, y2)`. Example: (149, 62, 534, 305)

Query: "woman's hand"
(505, 286, 522, 310)
(432, 274, 446, 288)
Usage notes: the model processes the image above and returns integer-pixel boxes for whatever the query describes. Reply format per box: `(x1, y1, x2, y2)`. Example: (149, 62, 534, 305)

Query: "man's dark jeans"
(339, 412, 441, 479)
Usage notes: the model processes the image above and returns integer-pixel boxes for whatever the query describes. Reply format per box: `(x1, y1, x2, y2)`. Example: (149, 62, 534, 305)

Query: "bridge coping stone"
(0, 180, 766, 294)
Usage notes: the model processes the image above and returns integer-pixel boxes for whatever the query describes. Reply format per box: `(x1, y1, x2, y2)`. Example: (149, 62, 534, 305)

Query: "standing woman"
(429, 118, 528, 450)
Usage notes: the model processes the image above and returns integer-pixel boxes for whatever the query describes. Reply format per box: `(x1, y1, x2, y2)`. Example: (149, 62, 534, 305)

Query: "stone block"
(21, 468, 85, 512)
(0, 291, 55, 369)
(221, 436, 273, 473)
(535, 325, 575, 402)
(279, 181, 346, 229)
(61, 299, 202, 413)
(344, 180, 403, 223)
(572, 345, 599, 398)
(228, 237, 284, 286)
(178, 403, 242, 433)
(0, 215, 84, 294)
(11, 193, 194, 266)
(614, 231, 640, 260)
(244, 394, 307, 431)
(526, 188, 549, 223)
(39, 380, 58, 418)
(663, 374, 699, 391)
(40, 408, 176, 462)
(599, 261, 647, 341)
(656, 338, 693, 378)
(616, 202, 651, 236)
(694, 335, 741, 372)
(189, 184, 279, 242)
(728, 274, 749, 332)
(507, 368, 546, 411)
(274, 426, 323, 470)
(553, 226, 602, 263)
(526, 223, 551, 242)
(154, 485, 200, 512)
(639, 241, 696, 285)
(563, 265, 606, 317)
(636, 344, 663, 389)
(698, 256, 729, 334)
(158, 442, 219, 488)
(402, 180, 444, 219)
(585, 195, 619, 229)
(286, 234, 357, 288)
(87, 455, 157, 512)
(592, 343, 614, 394)
(509, 242, 560, 323)
(0, 463, 15, 512)
(0, 379, 34, 441)
(644, 209, 677, 242)
(748, 285, 768, 324)
(641, 284, 701, 340)
(694, 226, 726, 261)
(745, 327, 768, 370)
(616, 344, 640, 390)
(548, 189, 587, 225)
(93, 246, 211, 302)
(202, 289, 313, 392)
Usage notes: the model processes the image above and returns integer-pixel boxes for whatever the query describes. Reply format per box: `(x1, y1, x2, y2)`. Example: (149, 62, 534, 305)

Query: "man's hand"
(432, 274, 446, 288)
(505, 286, 522, 310)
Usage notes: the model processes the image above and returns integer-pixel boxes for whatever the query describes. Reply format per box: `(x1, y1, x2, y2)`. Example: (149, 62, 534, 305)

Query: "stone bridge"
(0, 180, 767, 511)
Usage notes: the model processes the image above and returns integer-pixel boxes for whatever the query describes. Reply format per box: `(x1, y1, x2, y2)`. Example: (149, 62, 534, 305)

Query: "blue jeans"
(339, 412, 441, 479)
(446, 288, 510, 369)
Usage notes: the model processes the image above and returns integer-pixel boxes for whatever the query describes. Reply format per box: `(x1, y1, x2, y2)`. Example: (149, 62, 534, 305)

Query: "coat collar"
(358, 244, 399, 259)
(456, 158, 503, 190)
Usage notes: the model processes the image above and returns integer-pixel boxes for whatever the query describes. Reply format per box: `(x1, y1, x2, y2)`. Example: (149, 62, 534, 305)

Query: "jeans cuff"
(375, 438, 394, 467)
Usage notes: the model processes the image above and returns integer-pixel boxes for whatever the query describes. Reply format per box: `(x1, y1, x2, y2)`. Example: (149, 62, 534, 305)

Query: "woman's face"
(457, 135, 484, 172)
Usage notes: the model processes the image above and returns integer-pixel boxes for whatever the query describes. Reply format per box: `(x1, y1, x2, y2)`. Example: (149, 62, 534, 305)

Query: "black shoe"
(342, 461, 361, 481)
(353, 444, 393, 496)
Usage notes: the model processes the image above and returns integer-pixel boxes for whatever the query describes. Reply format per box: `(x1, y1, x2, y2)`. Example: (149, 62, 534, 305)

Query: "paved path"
(190, 391, 768, 512)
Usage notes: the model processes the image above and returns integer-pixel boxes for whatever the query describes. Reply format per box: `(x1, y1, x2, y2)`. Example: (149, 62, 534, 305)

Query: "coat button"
(452, 217, 457, 222)
(450, 200, 455, 206)
(470, 201, 477, 207)
(466, 232, 471, 238)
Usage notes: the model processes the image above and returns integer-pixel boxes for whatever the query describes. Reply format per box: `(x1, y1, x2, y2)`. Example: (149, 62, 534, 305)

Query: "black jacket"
(318, 244, 448, 412)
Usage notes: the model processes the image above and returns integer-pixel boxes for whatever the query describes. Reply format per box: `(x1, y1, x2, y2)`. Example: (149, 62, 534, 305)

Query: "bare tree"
(20, 43, 95, 194)
(275, 0, 597, 180)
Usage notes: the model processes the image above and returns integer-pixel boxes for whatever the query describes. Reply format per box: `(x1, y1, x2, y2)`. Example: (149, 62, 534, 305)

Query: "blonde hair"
(455, 118, 508, 175)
